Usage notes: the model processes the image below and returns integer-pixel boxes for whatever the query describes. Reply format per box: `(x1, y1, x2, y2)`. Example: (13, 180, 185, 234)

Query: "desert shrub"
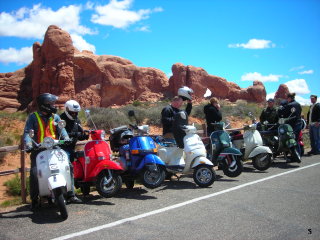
(192, 100, 262, 121)
(3, 174, 30, 196)
(0, 111, 28, 121)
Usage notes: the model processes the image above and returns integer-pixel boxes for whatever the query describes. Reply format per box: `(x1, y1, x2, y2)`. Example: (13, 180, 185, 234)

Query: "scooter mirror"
(85, 109, 90, 118)
(291, 107, 296, 113)
(128, 110, 135, 117)
(58, 120, 66, 129)
(29, 129, 35, 138)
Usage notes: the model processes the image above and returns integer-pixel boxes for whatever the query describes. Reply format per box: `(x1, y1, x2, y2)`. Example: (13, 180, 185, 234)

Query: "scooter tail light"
(131, 149, 139, 154)
(152, 148, 158, 153)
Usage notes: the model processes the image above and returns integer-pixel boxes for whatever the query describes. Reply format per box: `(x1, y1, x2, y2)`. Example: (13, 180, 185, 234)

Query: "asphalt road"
(1, 154, 320, 240)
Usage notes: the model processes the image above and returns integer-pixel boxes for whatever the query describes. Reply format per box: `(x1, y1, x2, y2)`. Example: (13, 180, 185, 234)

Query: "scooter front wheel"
(54, 189, 68, 220)
(252, 153, 272, 171)
(141, 165, 165, 189)
(193, 164, 215, 188)
(96, 171, 122, 198)
(222, 157, 243, 178)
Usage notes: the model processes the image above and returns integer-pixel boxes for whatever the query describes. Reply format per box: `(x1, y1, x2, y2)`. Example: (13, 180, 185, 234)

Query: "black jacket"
(307, 102, 320, 124)
(161, 103, 192, 135)
(260, 107, 279, 124)
(280, 100, 302, 127)
(60, 112, 87, 148)
(204, 104, 222, 136)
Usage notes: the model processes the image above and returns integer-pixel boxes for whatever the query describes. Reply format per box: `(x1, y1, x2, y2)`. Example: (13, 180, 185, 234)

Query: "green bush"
(3, 174, 30, 196)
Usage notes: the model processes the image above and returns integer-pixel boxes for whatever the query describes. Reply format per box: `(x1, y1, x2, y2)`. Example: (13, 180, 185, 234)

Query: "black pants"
(29, 150, 42, 201)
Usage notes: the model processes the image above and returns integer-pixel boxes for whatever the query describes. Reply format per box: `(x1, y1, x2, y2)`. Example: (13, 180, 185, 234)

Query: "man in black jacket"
(307, 95, 320, 155)
(282, 92, 302, 161)
(161, 96, 192, 139)
(60, 100, 89, 203)
(204, 97, 222, 136)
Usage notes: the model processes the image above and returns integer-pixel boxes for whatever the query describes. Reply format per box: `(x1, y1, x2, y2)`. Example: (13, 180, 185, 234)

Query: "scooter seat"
(75, 151, 85, 158)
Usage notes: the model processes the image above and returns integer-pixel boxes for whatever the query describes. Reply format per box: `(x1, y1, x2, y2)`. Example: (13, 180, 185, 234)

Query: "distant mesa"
(0, 25, 269, 112)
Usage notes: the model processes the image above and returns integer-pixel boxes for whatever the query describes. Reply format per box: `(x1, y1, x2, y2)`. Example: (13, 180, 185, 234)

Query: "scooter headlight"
(100, 130, 105, 140)
(279, 128, 285, 135)
(43, 137, 54, 149)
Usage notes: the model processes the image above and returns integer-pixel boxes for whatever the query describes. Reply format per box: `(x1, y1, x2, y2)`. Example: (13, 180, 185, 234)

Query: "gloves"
(25, 143, 33, 153)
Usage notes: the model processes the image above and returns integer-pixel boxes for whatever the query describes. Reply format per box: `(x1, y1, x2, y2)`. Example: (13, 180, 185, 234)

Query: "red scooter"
(73, 129, 123, 198)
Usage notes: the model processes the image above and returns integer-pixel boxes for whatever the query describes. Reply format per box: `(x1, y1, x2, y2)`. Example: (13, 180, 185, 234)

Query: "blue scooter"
(109, 111, 166, 189)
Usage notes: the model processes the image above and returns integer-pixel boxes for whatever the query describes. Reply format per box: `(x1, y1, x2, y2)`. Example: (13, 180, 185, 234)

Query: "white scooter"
(230, 114, 273, 171)
(155, 124, 215, 187)
(28, 121, 71, 220)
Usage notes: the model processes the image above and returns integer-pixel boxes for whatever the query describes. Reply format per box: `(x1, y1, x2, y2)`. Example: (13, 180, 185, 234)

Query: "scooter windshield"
(210, 130, 231, 148)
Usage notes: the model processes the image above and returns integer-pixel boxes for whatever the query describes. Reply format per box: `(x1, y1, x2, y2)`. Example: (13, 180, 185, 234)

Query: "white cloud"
(228, 39, 275, 49)
(241, 72, 283, 82)
(289, 65, 304, 72)
(298, 69, 314, 75)
(266, 92, 275, 100)
(71, 34, 96, 53)
(0, 4, 97, 64)
(136, 26, 150, 32)
(0, 4, 94, 39)
(295, 95, 311, 106)
(285, 79, 310, 95)
(0, 47, 32, 65)
(91, 0, 163, 28)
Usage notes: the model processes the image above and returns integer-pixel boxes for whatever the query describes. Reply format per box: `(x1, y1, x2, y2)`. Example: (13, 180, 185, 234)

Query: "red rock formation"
(274, 84, 289, 100)
(0, 25, 267, 112)
(169, 63, 266, 102)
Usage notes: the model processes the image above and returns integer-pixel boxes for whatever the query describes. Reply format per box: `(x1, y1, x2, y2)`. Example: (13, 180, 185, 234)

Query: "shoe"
(30, 199, 39, 211)
(307, 151, 315, 155)
(67, 195, 82, 204)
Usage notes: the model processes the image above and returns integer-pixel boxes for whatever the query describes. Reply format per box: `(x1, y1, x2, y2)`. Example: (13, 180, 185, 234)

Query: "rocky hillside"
(0, 25, 269, 112)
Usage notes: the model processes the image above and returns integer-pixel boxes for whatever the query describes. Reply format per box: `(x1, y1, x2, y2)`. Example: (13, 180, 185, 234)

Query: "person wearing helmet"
(60, 100, 89, 203)
(161, 88, 192, 139)
(23, 93, 70, 210)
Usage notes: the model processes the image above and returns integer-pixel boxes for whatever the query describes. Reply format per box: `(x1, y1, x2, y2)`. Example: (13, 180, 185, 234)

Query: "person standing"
(203, 97, 222, 136)
(23, 93, 69, 210)
(283, 92, 302, 161)
(307, 95, 320, 155)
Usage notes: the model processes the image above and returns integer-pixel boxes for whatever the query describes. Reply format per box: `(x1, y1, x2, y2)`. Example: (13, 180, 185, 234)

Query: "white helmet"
(178, 86, 193, 101)
(65, 100, 81, 120)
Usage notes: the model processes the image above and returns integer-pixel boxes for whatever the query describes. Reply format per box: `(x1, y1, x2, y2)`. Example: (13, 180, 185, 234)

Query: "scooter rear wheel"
(252, 153, 272, 171)
(193, 164, 215, 187)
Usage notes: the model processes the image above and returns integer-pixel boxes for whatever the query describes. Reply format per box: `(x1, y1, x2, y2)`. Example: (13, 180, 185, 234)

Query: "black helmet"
(36, 93, 58, 114)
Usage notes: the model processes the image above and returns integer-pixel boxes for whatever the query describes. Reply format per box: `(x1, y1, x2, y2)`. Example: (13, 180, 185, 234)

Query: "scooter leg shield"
(191, 156, 213, 169)
(48, 175, 67, 191)
(248, 146, 272, 159)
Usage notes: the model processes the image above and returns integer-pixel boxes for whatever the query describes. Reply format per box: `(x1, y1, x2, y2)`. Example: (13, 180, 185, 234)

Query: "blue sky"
(1, 0, 319, 105)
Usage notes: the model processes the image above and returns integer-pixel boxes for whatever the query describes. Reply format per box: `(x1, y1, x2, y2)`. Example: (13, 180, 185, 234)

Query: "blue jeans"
(310, 124, 320, 153)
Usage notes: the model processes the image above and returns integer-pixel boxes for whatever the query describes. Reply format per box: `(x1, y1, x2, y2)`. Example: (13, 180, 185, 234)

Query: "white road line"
(52, 162, 320, 240)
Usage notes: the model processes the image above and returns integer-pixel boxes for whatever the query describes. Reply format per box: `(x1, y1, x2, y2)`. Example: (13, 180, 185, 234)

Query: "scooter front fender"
(88, 160, 123, 179)
(248, 146, 272, 159)
(191, 156, 213, 169)
(136, 154, 165, 171)
(220, 147, 242, 156)
(48, 175, 67, 191)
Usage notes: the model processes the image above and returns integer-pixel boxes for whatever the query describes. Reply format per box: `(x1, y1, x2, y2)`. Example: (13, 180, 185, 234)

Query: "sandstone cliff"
(0, 25, 267, 112)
